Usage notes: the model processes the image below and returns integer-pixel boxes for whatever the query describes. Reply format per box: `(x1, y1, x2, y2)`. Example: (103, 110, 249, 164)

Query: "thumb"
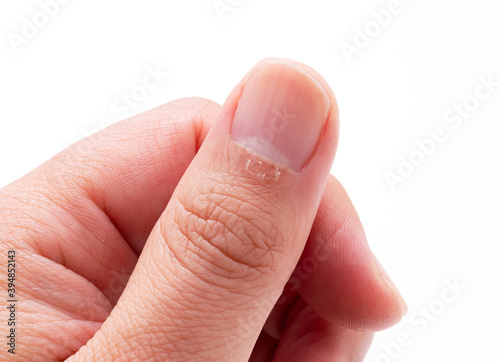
(72, 59, 339, 361)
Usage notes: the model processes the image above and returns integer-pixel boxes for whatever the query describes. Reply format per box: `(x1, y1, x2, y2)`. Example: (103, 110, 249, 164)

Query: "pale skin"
(0, 59, 406, 361)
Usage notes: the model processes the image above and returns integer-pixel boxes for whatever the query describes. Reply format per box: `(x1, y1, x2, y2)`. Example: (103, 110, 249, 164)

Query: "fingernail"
(231, 61, 330, 171)
(375, 258, 408, 316)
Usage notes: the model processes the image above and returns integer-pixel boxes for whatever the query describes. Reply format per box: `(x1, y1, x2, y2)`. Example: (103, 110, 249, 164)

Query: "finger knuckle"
(165, 178, 284, 282)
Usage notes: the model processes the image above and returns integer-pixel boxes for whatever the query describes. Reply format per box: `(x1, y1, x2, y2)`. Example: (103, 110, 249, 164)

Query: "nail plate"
(231, 61, 330, 171)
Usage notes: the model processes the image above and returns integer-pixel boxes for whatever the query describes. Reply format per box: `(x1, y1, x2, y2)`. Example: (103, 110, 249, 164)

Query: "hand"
(0, 58, 406, 361)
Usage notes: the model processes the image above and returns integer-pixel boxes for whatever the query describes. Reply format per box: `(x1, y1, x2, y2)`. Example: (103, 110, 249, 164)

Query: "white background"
(1, 1, 499, 361)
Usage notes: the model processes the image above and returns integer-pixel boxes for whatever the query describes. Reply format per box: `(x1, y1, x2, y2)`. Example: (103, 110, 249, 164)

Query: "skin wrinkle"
(155, 238, 262, 317)
(319, 188, 352, 244)
(19, 266, 112, 323)
(170, 189, 282, 276)
(173, 219, 255, 276)
(84, 169, 145, 255)
(0, 214, 41, 255)
(2, 185, 79, 261)
(154, 206, 289, 358)
(167, 211, 266, 293)
(158, 226, 274, 340)
(146, 239, 205, 301)
(25, 320, 90, 360)
(31, 196, 124, 294)
(154, 283, 238, 334)
(36, 171, 110, 247)
(198, 188, 273, 243)
(1, 175, 133, 310)
(142, 122, 191, 173)
(192, 98, 220, 151)
(115, 284, 230, 361)
(191, 162, 284, 249)
(68, 99, 217, 258)
(22, 312, 97, 336)
(23, 290, 103, 323)
(106, 327, 143, 362)
(190, 192, 275, 260)
(323, 213, 351, 254)
(203, 170, 279, 218)
(157, 233, 259, 309)
(27, 332, 70, 360)
(143, 255, 224, 317)
(127, 310, 181, 347)
(44, 169, 135, 262)
(159, 224, 233, 292)
(43, 320, 89, 348)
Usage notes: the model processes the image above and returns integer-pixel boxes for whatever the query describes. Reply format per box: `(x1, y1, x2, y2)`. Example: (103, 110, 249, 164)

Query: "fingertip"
(298, 175, 407, 331)
(374, 257, 408, 318)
